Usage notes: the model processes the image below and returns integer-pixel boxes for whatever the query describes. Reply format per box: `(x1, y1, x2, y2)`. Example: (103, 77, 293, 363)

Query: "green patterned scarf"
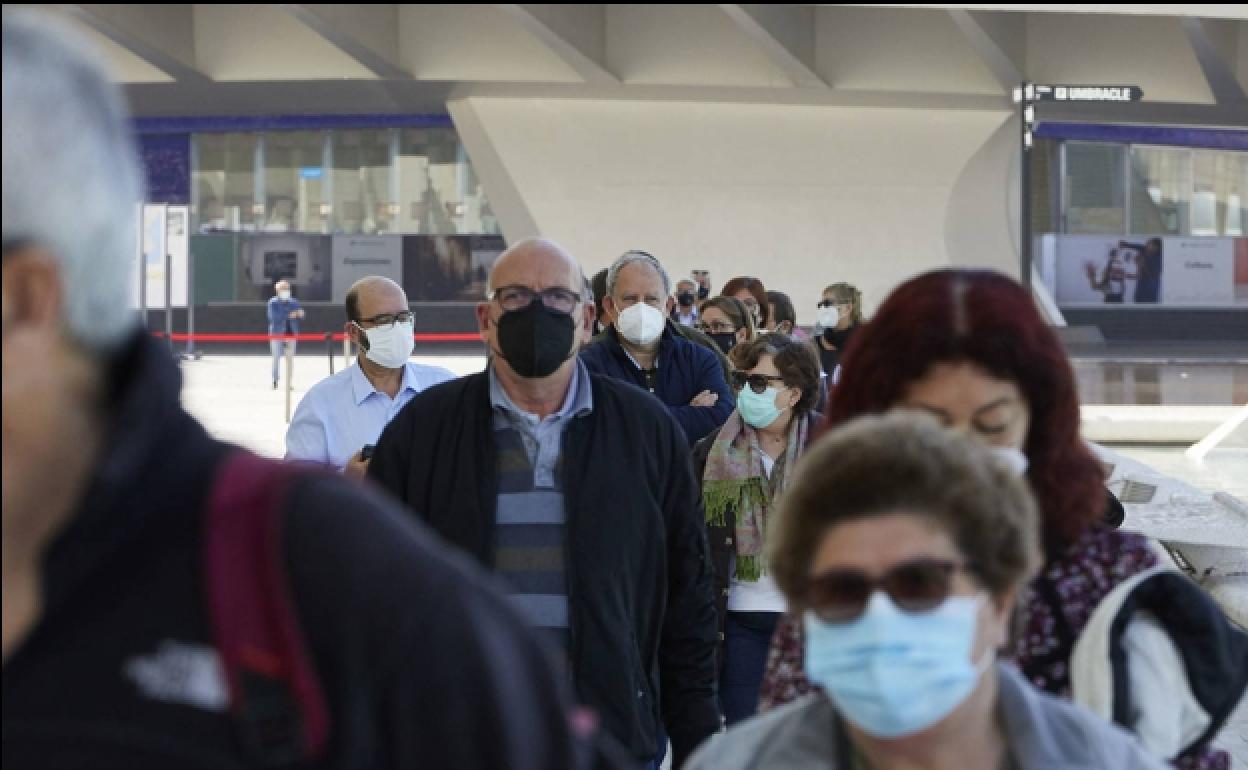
(703, 411, 810, 581)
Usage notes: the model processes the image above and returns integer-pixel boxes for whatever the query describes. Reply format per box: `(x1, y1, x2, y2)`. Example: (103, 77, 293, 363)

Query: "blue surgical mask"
(803, 592, 992, 738)
(737, 386, 786, 429)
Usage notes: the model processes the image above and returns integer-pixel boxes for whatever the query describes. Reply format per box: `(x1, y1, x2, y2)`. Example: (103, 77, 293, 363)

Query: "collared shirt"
(488, 360, 593, 650)
(488, 360, 594, 488)
(285, 360, 456, 469)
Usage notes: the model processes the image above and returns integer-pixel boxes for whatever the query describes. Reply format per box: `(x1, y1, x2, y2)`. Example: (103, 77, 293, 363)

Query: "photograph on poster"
(237, 234, 332, 301)
(1055, 235, 1240, 308)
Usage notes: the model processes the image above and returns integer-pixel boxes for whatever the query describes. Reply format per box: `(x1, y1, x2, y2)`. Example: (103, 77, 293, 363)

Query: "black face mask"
(677, 292, 696, 308)
(708, 332, 737, 355)
(495, 299, 577, 379)
(697, 286, 710, 300)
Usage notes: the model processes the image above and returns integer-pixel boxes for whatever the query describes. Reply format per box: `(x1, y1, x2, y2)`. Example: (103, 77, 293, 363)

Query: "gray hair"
(2, 11, 143, 352)
(607, 250, 671, 300)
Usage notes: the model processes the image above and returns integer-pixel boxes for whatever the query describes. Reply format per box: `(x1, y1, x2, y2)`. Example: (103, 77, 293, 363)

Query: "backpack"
(205, 450, 329, 768)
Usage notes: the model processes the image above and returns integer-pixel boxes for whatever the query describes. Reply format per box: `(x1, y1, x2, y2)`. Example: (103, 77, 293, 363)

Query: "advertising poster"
(1054, 235, 1242, 307)
(141, 205, 190, 309)
(331, 236, 403, 303)
(236, 234, 332, 301)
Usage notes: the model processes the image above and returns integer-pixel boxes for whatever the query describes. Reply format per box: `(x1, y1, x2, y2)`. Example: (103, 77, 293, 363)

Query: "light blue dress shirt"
(285, 360, 456, 469)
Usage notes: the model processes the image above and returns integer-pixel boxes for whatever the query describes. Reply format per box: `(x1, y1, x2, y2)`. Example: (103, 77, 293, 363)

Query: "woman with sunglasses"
(697, 296, 757, 355)
(757, 269, 1233, 769)
(691, 334, 823, 726)
(687, 414, 1168, 770)
(813, 283, 863, 380)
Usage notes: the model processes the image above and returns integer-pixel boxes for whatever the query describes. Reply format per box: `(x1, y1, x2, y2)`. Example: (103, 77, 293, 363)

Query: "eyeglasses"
(697, 321, 736, 334)
(731, 371, 786, 394)
(357, 310, 415, 330)
(490, 285, 581, 315)
(803, 559, 968, 623)
(817, 301, 850, 309)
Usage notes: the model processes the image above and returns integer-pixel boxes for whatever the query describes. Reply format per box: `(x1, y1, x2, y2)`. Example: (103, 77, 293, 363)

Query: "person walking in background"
(813, 283, 863, 381)
(697, 296, 757, 356)
(721, 277, 769, 330)
(672, 279, 700, 327)
(692, 334, 822, 726)
(267, 278, 304, 389)
(582, 250, 735, 445)
(764, 290, 806, 340)
(285, 276, 455, 477)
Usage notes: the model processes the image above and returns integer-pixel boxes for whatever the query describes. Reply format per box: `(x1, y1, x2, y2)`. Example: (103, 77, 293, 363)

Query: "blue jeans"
(719, 611, 781, 726)
(270, 338, 296, 383)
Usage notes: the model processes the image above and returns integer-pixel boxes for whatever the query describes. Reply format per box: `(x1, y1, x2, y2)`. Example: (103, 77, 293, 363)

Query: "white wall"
(453, 97, 1015, 320)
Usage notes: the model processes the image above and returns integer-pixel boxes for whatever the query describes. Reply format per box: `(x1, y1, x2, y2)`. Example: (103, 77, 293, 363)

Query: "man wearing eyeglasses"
(285, 276, 454, 476)
(369, 238, 721, 769)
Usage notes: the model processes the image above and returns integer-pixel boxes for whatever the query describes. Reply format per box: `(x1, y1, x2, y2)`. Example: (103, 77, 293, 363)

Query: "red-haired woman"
(721, 276, 770, 330)
(757, 269, 1231, 770)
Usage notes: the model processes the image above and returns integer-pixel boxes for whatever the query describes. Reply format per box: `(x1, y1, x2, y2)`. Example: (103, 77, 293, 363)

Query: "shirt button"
(725, 538, 733, 546)
(722, 589, 730, 597)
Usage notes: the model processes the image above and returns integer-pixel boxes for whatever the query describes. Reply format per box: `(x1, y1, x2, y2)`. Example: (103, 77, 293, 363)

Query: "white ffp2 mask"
(360, 320, 415, 370)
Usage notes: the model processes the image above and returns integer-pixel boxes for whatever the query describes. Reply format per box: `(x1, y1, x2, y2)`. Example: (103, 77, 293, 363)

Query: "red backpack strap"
(204, 450, 330, 766)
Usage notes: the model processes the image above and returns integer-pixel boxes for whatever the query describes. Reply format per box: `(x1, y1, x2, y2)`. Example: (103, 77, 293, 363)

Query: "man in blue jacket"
(581, 251, 734, 444)
(267, 279, 305, 389)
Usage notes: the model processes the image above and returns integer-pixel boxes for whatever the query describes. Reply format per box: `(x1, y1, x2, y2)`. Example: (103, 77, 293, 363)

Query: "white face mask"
(616, 302, 666, 346)
(990, 446, 1029, 477)
(277, 290, 292, 301)
(816, 307, 839, 328)
(360, 320, 415, 370)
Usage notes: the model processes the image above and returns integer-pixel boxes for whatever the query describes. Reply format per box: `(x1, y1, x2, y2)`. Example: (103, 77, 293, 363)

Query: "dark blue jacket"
(580, 324, 734, 444)
(267, 296, 303, 336)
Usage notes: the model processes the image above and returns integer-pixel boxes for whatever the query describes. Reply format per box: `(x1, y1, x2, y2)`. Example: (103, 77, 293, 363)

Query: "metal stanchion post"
(183, 247, 202, 360)
(164, 247, 175, 355)
(326, 332, 335, 375)
(285, 340, 294, 424)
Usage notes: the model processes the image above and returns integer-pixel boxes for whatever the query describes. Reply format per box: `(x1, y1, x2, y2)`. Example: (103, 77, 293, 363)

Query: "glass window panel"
(216, 133, 259, 232)
(1065, 142, 1125, 234)
(398, 128, 500, 236)
(331, 129, 395, 235)
(261, 131, 326, 233)
(1193, 149, 1248, 236)
(1129, 146, 1190, 235)
(192, 133, 226, 233)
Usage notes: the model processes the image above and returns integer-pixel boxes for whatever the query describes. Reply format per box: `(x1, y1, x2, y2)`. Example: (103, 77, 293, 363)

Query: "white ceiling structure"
(14, 4, 1247, 126)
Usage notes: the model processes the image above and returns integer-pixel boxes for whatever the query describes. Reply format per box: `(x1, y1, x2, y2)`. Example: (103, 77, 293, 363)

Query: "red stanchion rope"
(150, 332, 481, 343)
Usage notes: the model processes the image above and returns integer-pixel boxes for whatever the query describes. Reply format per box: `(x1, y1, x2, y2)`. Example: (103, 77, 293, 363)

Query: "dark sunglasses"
(730, 371, 786, 394)
(803, 558, 968, 623)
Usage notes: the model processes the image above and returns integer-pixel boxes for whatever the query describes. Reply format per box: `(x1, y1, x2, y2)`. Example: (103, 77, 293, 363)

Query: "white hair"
(2, 11, 143, 352)
(606, 250, 671, 299)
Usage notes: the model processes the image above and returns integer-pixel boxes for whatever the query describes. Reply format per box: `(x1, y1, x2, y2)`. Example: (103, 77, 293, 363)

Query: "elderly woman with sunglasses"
(691, 333, 823, 726)
(687, 414, 1168, 770)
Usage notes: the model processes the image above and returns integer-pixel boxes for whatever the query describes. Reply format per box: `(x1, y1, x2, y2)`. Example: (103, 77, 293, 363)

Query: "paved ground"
(179, 352, 1245, 769)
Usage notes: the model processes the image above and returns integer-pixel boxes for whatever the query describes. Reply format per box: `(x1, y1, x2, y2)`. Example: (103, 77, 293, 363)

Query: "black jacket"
(2, 335, 578, 770)
(368, 369, 721, 767)
(580, 324, 735, 445)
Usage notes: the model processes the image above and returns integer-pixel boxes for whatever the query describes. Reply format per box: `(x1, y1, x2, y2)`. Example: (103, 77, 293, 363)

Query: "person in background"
(813, 283, 862, 381)
(764, 290, 806, 340)
(267, 279, 305, 390)
(692, 334, 822, 726)
(369, 239, 721, 769)
(721, 277, 769, 330)
(581, 251, 735, 445)
(672, 279, 699, 327)
(285, 276, 455, 477)
(591, 268, 610, 337)
(1, 13, 582, 770)
(758, 269, 1236, 770)
(692, 270, 713, 301)
(697, 296, 756, 356)
(688, 414, 1169, 770)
